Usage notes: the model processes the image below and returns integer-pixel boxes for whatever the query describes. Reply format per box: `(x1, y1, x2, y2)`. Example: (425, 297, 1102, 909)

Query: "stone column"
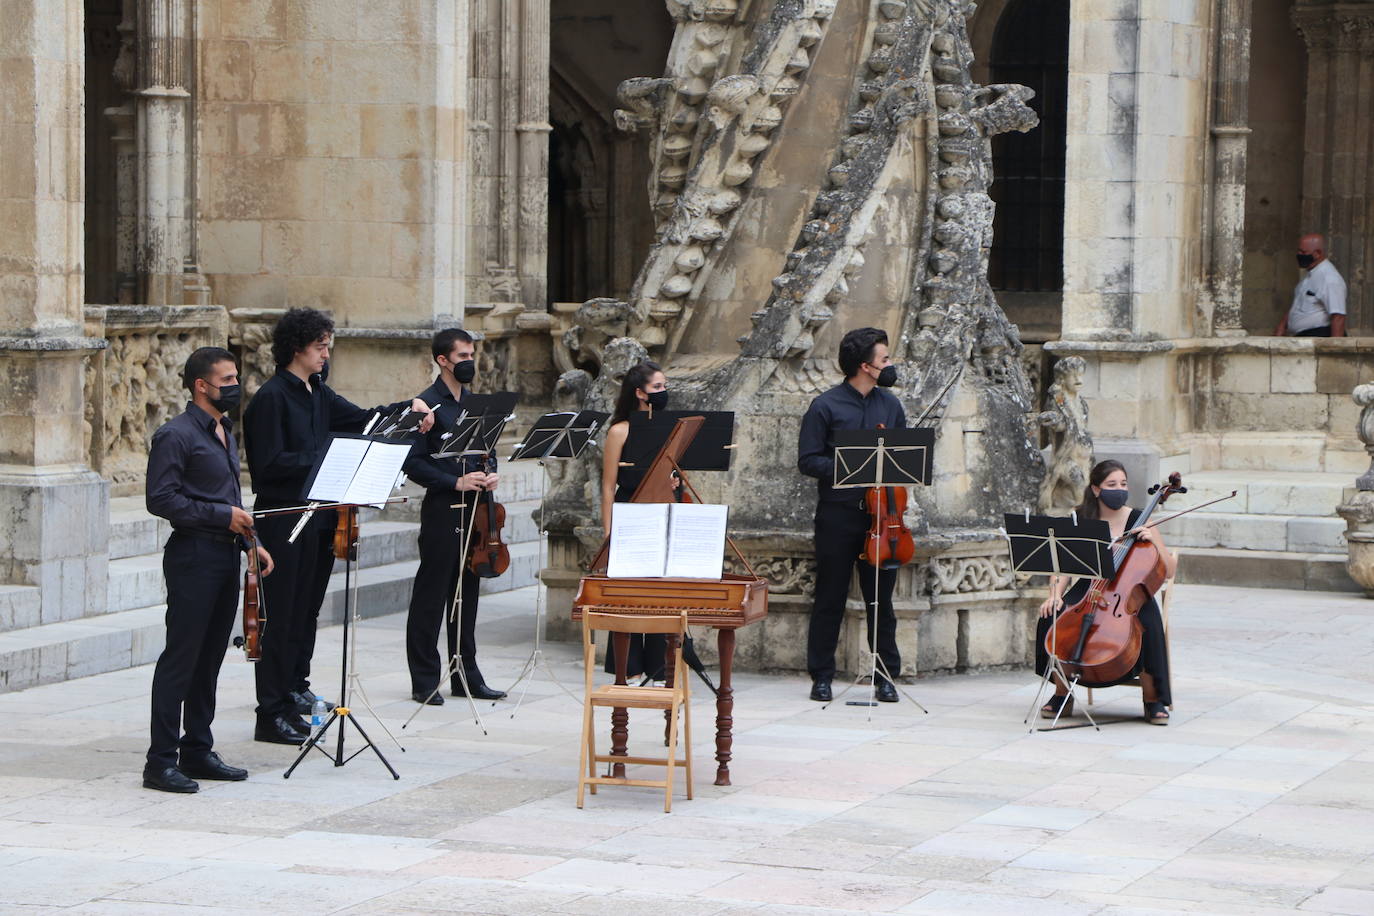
(134, 0, 192, 305)
(517, 0, 551, 310)
(1209, 0, 1254, 336)
(1292, 0, 1374, 334)
(0, 0, 110, 623)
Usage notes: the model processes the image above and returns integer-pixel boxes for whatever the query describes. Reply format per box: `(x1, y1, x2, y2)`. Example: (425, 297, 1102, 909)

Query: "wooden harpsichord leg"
(611, 631, 630, 778)
(714, 627, 736, 786)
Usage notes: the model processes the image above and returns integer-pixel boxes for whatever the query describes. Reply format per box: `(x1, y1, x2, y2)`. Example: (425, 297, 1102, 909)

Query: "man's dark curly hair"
(271, 308, 335, 368)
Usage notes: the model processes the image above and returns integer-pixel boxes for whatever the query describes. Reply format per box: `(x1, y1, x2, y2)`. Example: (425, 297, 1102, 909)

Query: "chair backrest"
(584, 611, 688, 637)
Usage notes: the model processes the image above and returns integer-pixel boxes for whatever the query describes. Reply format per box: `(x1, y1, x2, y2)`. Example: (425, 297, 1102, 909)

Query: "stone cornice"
(1292, 2, 1374, 51)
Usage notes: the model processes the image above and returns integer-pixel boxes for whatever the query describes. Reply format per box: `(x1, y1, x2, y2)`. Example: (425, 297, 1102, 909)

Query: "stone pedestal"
(0, 469, 109, 623)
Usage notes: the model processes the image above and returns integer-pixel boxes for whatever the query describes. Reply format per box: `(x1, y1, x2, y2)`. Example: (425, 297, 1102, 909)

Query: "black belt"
(172, 529, 242, 547)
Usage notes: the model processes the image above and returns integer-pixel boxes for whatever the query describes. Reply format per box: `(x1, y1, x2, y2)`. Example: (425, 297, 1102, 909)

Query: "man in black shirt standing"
(797, 328, 906, 703)
(403, 328, 507, 704)
(242, 308, 433, 744)
(144, 347, 273, 792)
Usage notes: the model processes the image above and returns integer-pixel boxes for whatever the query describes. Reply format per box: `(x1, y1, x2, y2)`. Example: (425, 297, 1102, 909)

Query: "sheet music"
(664, 503, 728, 579)
(307, 437, 371, 501)
(341, 441, 412, 505)
(607, 503, 670, 578)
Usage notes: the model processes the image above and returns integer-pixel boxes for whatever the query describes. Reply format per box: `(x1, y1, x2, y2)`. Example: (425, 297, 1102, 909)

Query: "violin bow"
(1134, 490, 1238, 532)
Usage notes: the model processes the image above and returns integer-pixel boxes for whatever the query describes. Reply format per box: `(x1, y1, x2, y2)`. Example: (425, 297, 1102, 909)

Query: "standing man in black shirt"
(403, 328, 507, 704)
(797, 328, 906, 703)
(144, 347, 274, 792)
(242, 308, 433, 744)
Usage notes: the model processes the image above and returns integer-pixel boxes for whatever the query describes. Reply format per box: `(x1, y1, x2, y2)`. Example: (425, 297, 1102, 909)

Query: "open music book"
(305, 435, 413, 505)
(607, 502, 729, 579)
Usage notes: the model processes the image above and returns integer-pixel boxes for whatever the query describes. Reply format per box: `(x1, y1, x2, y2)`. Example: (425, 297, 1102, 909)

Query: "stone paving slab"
(0, 583, 1372, 913)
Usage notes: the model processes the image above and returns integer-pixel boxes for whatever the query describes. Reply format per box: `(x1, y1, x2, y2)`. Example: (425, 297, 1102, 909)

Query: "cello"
(1045, 473, 1185, 685)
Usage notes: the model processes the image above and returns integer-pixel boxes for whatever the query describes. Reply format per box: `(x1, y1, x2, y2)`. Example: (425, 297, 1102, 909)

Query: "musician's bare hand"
(229, 506, 254, 536)
(256, 546, 275, 576)
(411, 399, 436, 433)
(1129, 526, 1156, 544)
(455, 471, 487, 492)
(481, 472, 499, 491)
(1039, 595, 1064, 618)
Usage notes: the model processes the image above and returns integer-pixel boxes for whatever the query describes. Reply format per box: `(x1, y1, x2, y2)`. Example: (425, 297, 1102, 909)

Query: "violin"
(861, 424, 915, 569)
(1045, 472, 1186, 685)
(236, 531, 265, 661)
(469, 458, 510, 578)
(333, 506, 359, 562)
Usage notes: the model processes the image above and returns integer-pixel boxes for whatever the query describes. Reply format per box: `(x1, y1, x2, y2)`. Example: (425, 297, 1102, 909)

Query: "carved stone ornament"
(1037, 356, 1092, 513)
(1338, 383, 1374, 596)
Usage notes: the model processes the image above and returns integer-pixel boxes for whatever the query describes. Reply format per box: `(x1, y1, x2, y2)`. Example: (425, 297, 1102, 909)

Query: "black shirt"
(402, 378, 490, 493)
(242, 368, 396, 505)
(146, 403, 242, 533)
(797, 381, 907, 504)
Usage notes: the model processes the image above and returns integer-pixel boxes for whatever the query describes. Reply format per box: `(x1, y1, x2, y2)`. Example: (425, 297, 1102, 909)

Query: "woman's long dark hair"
(1073, 459, 1127, 521)
(611, 360, 663, 424)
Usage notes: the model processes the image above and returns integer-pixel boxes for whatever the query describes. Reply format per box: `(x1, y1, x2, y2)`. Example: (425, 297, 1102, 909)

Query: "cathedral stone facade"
(0, 0, 1368, 690)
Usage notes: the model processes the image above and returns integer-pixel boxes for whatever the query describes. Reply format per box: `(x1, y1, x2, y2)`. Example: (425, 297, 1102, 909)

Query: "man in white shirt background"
(1276, 232, 1347, 337)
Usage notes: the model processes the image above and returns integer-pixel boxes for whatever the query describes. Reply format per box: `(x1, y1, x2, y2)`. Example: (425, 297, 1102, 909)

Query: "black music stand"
(828, 427, 934, 716)
(402, 393, 518, 734)
(502, 410, 608, 716)
(1002, 512, 1115, 732)
(279, 434, 416, 781)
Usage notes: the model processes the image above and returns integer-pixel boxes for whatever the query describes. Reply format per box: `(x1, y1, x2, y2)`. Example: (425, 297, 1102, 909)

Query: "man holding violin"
(402, 328, 507, 705)
(797, 327, 906, 703)
(143, 348, 274, 793)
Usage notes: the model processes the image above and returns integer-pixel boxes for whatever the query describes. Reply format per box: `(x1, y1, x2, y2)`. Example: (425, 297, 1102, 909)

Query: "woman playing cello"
(1037, 459, 1177, 724)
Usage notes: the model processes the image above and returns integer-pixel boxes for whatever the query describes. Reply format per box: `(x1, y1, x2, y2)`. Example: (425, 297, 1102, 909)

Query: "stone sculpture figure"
(1037, 356, 1092, 513)
(1337, 383, 1374, 596)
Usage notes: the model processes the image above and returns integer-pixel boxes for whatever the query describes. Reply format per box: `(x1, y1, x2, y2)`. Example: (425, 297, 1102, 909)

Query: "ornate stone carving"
(1037, 356, 1092, 513)
(926, 553, 1015, 597)
(724, 554, 817, 596)
(1338, 383, 1374, 596)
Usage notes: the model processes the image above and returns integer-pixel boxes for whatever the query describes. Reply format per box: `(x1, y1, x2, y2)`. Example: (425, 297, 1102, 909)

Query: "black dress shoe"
(452, 681, 507, 701)
(290, 690, 336, 715)
(179, 751, 248, 781)
(412, 691, 444, 706)
(254, 714, 308, 746)
(143, 765, 199, 794)
(875, 679, 899, 703)
(810, 678, 833, 702)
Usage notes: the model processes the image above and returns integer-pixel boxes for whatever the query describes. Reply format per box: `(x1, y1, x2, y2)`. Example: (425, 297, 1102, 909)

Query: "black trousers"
(807, 501, 900, 682)
(253, 504, 336, 718)
(147, 533, 240, 769)
(406, 491, 483, 694)
(1035, 583, 1173, 706)
(1295, 326, 1332, 337)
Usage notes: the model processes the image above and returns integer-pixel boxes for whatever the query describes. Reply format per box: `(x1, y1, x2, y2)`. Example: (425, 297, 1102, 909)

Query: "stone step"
(1176, 547, 1358, 593)
(0, 584, 43, 635)
(1166, 511, 1347, 554)
(0, 540, 544, 693)
(1168, 470, 1351, 517)
(1215, 432, 1364, 475)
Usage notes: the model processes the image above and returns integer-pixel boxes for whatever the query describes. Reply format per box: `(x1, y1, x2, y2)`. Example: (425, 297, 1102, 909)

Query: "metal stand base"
(401, 653, 488, 735)
(284, 706, 399, 779)
(825, 562, 927, 721)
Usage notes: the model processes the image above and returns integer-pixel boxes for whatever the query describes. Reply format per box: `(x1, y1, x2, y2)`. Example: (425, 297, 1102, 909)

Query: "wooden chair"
(577, 611, 693, 813)
(1086, 572, 1173, 707)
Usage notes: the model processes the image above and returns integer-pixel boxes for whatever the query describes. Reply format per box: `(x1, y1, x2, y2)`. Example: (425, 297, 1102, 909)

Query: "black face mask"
(1296, 253, 1316, 269)
(453, 359, 476, 385)
(646, 389, 670, 411)
(876, 365, 898, 388)
(208, 383, 241, 414)
(1098, 487, 1129, 511)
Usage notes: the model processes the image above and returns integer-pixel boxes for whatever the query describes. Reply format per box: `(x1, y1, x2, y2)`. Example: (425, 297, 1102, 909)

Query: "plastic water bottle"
(309, 698, 327, 742)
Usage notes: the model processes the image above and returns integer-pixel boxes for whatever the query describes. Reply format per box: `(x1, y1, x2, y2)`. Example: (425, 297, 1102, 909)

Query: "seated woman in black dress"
(597, 360, 670, 680)
(1037, 459, 1177, 724)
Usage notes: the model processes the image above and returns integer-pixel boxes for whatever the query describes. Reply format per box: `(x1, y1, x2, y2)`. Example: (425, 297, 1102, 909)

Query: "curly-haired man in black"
(242, 308, 433, 744)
